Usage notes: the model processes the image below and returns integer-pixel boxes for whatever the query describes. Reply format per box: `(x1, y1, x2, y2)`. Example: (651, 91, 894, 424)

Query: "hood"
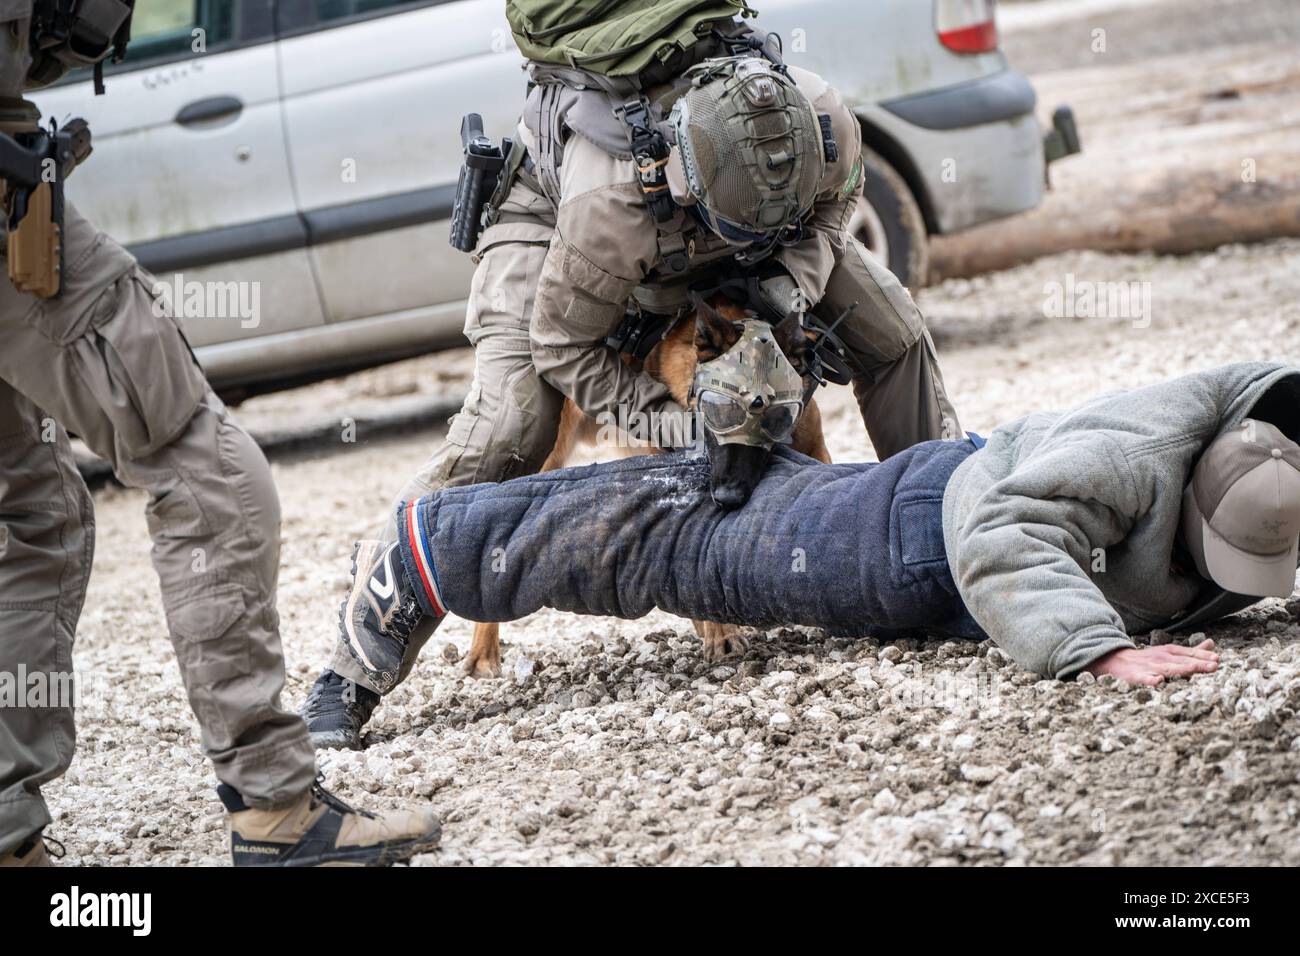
(1157, 363, 1300, 630)
(1213, 363, 1300, 440)
(1055, 362, 1300, 446)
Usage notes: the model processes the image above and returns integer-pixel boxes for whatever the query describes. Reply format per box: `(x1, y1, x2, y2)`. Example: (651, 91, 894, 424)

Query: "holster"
(7, 180, 62, 298)
(3, 117, 93, 299)
(449, 113, 509, 253)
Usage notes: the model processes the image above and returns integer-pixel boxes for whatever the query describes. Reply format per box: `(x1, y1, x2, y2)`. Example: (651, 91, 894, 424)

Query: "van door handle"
(175, 95, 243, 127)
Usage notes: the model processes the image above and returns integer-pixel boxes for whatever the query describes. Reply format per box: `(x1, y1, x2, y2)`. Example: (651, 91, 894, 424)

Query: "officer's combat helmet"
(671, 56, 826, 245)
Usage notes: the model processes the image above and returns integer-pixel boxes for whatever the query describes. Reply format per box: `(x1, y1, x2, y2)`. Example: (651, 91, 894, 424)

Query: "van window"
(123, 0, 237, 62)
(317, 0, 429, 23)
(276, 0, 445, 34)
(49, 0, 272, 87)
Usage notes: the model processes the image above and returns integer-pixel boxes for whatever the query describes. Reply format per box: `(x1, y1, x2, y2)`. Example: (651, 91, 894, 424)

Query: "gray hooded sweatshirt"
(942, 362, 1300, 679)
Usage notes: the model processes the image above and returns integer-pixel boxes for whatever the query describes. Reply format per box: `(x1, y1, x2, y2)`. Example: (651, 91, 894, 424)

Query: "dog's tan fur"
(463, 299, 831, 678)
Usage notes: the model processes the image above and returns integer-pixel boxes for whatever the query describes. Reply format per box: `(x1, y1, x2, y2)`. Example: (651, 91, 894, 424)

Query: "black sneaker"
(339, 540, 426, 693)
(302, 669, 380, 751)
(221, 778, 440, 867)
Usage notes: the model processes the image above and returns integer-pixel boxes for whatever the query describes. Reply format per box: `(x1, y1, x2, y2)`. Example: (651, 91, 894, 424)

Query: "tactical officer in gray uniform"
(303, 15, 963, 749)
(0, 0, 439, 865)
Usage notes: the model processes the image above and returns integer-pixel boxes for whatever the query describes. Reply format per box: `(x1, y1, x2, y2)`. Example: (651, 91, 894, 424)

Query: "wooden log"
(928, 38, 1300, 281)
(929, 172, 1300, 281)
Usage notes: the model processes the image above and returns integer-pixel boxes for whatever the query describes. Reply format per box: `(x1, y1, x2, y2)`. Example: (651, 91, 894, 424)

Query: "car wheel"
(848, 144, 930, 291)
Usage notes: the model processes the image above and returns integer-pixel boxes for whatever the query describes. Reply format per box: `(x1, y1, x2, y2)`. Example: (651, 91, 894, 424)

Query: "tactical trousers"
(818, 235, 961, 457)
(0, 204, 315, 854)
(330, 181, 961, 694)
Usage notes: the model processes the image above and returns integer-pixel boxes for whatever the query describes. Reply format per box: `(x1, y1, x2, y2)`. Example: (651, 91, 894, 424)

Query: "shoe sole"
(240, 826, 442, 868)
(340, 542, 401, 694)
(326, 828, 443, 867)
(308, 728, 362, 751)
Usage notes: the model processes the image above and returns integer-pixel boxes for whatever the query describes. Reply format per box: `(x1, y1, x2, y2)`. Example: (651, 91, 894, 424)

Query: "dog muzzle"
(692, 319, 804, 447)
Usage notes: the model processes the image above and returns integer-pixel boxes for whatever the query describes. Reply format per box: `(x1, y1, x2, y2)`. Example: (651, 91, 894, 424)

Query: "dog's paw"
(463, 648, 502, 679)
(696, 622, 750, 662)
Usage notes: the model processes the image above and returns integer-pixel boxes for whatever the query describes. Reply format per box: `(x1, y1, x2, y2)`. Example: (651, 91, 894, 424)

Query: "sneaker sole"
(307, 728, 362, 751)
(340, 542, 402, 694)
(263, 827, 442, 868)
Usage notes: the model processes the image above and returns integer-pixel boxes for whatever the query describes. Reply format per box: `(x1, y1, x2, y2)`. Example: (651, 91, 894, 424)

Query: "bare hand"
(1085, 639, 1219, 686)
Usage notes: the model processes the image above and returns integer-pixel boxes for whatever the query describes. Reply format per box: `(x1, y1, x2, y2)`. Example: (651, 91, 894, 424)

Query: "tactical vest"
(515, 17, 793, 320)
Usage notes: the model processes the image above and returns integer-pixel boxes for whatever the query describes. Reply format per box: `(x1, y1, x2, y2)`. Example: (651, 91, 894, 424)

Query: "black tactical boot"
(302, 669, 380, 751)
(339, 540, 427, 694)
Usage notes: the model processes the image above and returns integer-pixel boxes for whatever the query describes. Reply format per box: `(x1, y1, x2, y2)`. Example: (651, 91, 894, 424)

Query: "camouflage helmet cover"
(671, 55, 825, 240)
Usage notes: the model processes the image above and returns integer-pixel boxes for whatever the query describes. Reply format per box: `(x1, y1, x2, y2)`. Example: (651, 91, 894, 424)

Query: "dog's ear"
(694, 295, 742, 360)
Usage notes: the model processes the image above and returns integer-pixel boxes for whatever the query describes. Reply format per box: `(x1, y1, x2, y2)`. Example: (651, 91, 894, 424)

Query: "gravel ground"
(47, 237, 1300, 866)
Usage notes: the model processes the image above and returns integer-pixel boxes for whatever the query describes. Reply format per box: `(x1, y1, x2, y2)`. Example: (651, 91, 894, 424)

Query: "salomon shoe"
(0, 830, 60, 867)
(221, 778, 440, 867)
(339, 540, 426, 693)
(302, 669, 379, 751)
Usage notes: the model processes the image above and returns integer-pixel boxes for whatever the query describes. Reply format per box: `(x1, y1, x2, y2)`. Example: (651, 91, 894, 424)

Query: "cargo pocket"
(823, 240, 924, 365)
(69, 270, 208, 462)
(16, 215, 138, 348)
(447, 403, 477, 449)
(428, 409, 478, 486)
(562, 290, 622, 339)
(166, 583, 251, 685)
(145, 479, 210, 542)
(467, 228, 551, 340)
(474, 220, 552, 259)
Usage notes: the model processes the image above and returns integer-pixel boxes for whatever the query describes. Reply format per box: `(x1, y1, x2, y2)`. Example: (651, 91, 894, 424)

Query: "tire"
(847, 144, 930, 292)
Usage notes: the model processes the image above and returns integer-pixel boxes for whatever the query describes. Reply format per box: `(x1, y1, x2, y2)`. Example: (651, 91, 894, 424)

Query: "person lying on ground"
(314, 362, 1300, 746)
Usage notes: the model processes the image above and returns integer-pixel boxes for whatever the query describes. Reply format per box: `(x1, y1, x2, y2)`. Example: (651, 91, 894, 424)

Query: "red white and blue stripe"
(405, 504, 446, 616)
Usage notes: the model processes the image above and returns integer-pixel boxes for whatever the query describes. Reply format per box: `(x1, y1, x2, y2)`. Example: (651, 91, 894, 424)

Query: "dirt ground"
(42, 1, 1300, 865)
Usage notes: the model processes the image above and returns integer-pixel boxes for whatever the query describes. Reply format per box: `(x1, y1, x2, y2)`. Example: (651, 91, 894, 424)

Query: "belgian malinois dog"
(463, 294, 832, 678)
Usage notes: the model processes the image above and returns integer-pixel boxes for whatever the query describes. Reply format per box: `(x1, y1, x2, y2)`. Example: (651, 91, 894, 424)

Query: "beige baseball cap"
(1182, 419, 1300, 597)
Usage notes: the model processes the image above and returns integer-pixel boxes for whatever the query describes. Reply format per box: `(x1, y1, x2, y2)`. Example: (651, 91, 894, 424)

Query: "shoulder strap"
(616, 98, 673, 222)
(615, 96, 697, 277)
